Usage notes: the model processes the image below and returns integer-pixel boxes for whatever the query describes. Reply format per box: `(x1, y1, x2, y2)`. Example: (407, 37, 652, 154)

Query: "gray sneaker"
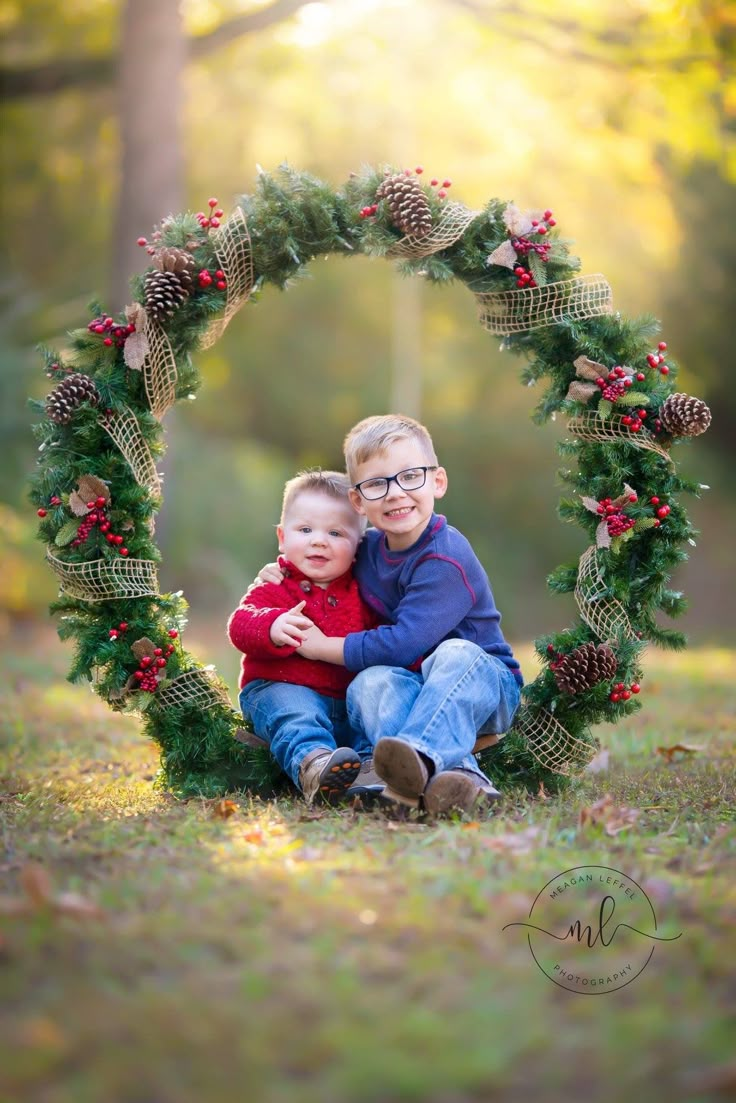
(423, 768, 501, 817)
(346, 756, 385, 804)
(298, 747, 361, 806)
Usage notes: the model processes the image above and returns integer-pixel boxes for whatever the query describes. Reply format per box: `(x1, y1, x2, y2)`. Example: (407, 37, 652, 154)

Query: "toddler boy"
(227, 470, 379, 804)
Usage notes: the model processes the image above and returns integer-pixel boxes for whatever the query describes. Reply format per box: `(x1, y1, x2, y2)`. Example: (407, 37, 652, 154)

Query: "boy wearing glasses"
(259, 415, 522, 815)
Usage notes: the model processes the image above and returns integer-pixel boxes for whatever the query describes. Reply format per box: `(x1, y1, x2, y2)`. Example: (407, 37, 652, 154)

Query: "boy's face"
(277, 491, 362, 586)
(348, 440, 447, 551)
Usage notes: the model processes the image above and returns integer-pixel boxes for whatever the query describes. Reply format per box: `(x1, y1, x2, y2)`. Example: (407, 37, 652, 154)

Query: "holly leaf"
(617, 392, 650, 407)
(503, 202, 542, 237)
(54, 518, 80, 547)
(131, 637, 157, 661)
(486, 240, 517, 269)
(573, 354, 607, 382)
(595, 519, 612, 549)
(581, 496, 601, 514)
(68, 491, 91, 517)
(566, 381, 599, 403)
(76, 475, 110, 505)
(598, 399, 613, 419)
(123, 329, 149, 372)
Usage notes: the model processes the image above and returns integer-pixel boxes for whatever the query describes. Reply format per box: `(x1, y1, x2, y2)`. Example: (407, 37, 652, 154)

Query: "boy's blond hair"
(343, 415, 438, 482)
(280, 469, 367, 532)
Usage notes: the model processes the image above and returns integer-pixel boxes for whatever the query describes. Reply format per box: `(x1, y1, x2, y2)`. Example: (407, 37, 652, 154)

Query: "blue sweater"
(343, 513, 523, 684)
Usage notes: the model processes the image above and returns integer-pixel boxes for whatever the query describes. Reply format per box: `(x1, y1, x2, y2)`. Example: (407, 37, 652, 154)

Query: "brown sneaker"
(346, 756, 385, 803)
(373, 737, 431, 809)
(423, 768, 501, 817)
(298, 747, 361, 806)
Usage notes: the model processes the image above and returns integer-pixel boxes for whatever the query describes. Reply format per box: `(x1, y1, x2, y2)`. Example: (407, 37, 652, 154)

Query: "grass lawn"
(1, 624, 734, 1103)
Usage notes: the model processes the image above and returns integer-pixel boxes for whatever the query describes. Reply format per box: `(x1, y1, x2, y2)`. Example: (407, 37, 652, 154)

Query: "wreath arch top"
(31, 164, 711, 797)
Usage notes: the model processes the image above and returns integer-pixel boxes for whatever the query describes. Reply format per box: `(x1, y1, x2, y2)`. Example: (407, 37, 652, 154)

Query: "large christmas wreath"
(30, 164, 711, 798)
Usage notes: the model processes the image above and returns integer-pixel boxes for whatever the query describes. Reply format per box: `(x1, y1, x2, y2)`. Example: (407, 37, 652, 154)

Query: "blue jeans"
(345, 639, 521, 784)
(239, 680, 372, 788)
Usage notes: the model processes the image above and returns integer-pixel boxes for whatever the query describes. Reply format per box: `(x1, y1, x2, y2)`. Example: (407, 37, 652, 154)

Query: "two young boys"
(228, 414, 522, 815)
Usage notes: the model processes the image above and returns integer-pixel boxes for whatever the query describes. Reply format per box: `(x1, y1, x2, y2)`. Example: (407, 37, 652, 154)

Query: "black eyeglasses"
(353, 466, 438, 501)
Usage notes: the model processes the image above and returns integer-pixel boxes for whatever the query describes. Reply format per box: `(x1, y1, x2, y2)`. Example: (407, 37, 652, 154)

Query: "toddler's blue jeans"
(239, 680, 372, 788)
(345, 639, 521, 785)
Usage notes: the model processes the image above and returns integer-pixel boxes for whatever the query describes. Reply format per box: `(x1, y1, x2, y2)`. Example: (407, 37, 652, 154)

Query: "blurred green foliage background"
(1, 0, 734, 645)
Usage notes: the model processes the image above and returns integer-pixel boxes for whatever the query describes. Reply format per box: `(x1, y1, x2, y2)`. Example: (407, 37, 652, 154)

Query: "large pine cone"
(554, 642, 618, 694)
(154, 246, 196, 286)
(376, 172, 433, 238)
(45, 372, 99, 425)
(144, 269, 190, 323)
(659, 393, 712, 437)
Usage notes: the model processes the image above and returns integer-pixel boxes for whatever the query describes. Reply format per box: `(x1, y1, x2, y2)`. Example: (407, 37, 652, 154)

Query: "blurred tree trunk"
(110, 0, 185, 310)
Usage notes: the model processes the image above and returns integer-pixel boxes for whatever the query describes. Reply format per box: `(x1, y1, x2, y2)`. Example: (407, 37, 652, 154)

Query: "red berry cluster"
(609, 681, 641, 703)
(133, 641, 174, 693)
(195, 198, 224, 232)
(44, 361, 74, 380)
(646, 341, 670, 376)
(37, 494, 63, 518)
(596, 493, 638, 537)
(109, 621, 128, 641)
(595, 365, 634, 402)
(510, 210, 556, 287)
(649, 496, 670, 528)
(70, 496, 129, 555)
(359, 203, 378, 220)
(621, 408, 649, 433)
(546, 644, 563, 670)
(87, 314, 135, 349)
(198, 268, 227, 291)
(422, 168, 453, 199)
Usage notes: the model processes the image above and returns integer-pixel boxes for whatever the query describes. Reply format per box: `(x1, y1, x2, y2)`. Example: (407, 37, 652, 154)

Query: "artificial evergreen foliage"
(29, 164, 711, 799)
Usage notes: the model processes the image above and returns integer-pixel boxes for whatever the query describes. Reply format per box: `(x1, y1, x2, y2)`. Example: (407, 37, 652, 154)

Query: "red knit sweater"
(227, 557, 379, 698)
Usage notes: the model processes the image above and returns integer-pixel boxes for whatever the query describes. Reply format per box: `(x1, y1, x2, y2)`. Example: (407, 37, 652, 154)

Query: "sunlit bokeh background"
(2, 0, 734, 653)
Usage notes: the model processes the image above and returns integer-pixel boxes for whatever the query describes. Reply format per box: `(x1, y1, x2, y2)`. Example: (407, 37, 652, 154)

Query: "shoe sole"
(317, 749, 362, 806)
(373, 737, 429, 801)
(423, 772, 501, 817)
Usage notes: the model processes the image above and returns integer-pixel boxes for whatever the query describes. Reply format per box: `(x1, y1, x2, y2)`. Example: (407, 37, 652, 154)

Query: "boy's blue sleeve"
(342, 557, 475, 671)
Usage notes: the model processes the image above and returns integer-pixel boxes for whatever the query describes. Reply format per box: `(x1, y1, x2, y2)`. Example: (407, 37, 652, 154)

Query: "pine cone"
(659, 393, 712, 437)
(154, 246, 197, 285)
(144, 269, 190, 323)
(45, 372, 99, 425)
(376, 173, 433, 238)
(554, 643, 618, 695)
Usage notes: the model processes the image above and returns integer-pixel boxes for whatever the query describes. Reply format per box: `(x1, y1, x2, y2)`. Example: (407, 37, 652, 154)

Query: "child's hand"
(270, 601, 313, 647)
(257, 562, 284, 585)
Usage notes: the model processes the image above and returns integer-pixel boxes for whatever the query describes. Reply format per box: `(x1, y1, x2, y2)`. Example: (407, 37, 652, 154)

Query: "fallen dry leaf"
(243, 826, 266, 845)
(578, 794, 640, 836)
(481, 826, 542, 855)
(20, 862, 53, 907)
(461, 821, 481, 831)
(212, 799, 238, 819)
(656, 743, 704, 763)
(1, 863, 104, 921)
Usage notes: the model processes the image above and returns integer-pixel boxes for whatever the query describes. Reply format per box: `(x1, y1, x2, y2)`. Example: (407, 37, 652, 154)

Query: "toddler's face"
(277, 491, 362, 586)
(349, 440, 447, 551)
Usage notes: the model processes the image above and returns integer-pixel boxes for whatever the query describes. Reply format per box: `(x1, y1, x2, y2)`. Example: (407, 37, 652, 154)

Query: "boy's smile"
(349, 442, 447, 551)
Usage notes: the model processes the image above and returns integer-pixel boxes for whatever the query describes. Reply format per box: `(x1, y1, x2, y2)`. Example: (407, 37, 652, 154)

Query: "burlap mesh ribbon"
(199, 207, 255, 350)
(157, 668, 232, 711)
(142, 320, 179, 420)
(567, 410, 673, 465)
(46, 550, 159, 602)
(387, 201, 479, 259)
(99, 408, 161, 497)
(511, 705, 598, 775)
(574, 544, 638, 642)
(476, 273, 612, 335)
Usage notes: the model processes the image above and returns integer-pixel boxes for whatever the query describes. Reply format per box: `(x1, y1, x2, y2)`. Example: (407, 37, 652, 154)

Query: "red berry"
(215, 270, 225, 279)
(621, 690, 631, 700)
(94, 324, 106, 334)
(650, 496, 660, 504)
(636, 372, 645, 381)
(37, 508, 47, 517)
(624, 378, 633, 387)
(156, 658, 166, 668)
(610, 692, 621, 702)
(210, 218, 220, 228)
(514, 266, 525, 275)
(50, 496, 61, 505)
(658, 341, 667, 350)
(114, 535, 123, 545)
(653, 519, 660, 527)
(134, 671, 144, 681)
(657, 505, 670, 518)
(438, 189, 447, 198)
(214, 209, 224, 218)
(547, 218, 556, 227)
(543, 209, 553, 220)
(430, 178, 438, 186)
(622, 416, 633, 426)
(200, 218, 210, 228)
(660, 365, 670, 375)
(119, 623, 128, 631)
(208, 197, 218, 208)
(415, 166, 424, 174)
(109, 630, 118, 639)
(537, 225, 547, 235)
(140, 656, 152, 667)
(629, 493, 637, 502)
(103, 337, 113, 346)
(442, 179, 452, 188)
(216, 280, 227, 290)
(119, 547, 129, 556)
(631, 683, 640, 694)
(100, 523, 110, 533)
(168, 629, 178, 638)
(638, 409, 647, 418)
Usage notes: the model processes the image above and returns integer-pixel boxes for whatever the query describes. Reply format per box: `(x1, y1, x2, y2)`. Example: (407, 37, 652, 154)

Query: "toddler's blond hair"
(280, 469, 366, 532)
